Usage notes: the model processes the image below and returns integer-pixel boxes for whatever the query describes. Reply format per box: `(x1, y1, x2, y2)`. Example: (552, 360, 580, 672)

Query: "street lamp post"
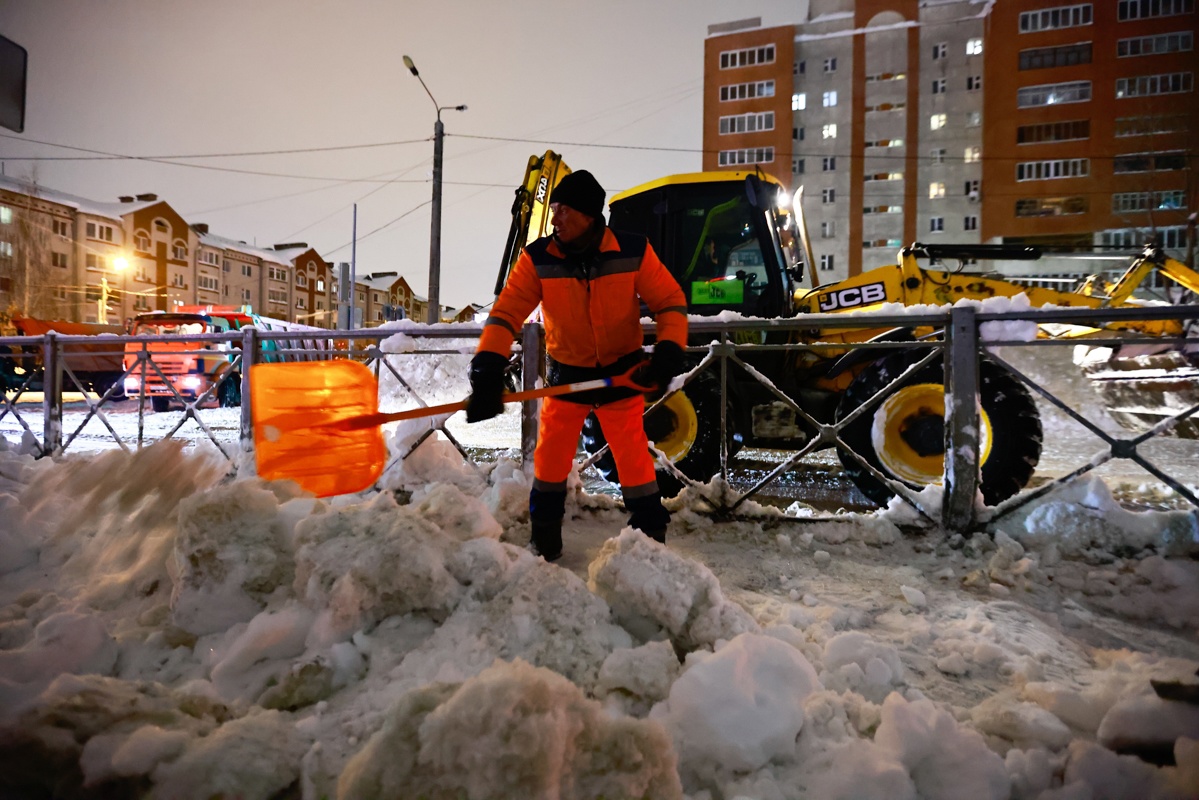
(99, 256, 128, 325)
(402, 55, 466, 325)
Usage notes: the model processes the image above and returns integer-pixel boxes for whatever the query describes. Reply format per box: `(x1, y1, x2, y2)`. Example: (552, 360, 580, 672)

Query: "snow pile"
(653, 632, 820, 786)
(338, 658, 682, 800)
(994, 475, 1198, 559)
(0, 439, 1198, 799)
(845, 294, 1042, 343)
(588, 527, 760, 649)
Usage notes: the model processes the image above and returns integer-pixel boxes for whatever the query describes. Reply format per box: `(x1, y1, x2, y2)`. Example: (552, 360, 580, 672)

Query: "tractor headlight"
(181, 376, 202, 390)
(124, 378, 140, 393)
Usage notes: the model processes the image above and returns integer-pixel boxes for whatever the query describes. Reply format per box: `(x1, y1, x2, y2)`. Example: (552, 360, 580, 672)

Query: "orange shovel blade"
(251, 360, 386, 497)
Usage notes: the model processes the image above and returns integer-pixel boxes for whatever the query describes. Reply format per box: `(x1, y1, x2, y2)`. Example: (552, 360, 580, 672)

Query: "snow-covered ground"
(2, 410, 1199, 798)
(2, 333, 1199, 798)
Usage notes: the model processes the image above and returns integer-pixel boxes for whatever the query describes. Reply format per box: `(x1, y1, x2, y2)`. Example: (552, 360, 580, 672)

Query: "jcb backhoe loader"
(494, 151, 1199, 506)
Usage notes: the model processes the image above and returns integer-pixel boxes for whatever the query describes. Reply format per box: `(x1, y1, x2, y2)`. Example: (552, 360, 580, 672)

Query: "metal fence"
(3, 304, 1197, 533)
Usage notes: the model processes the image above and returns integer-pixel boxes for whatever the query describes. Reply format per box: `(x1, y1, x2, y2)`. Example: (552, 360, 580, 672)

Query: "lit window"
(0, 206, 12, 224)
(793, 93, 806, 110)
(929, 182, 946, 199)
(930, 113, 947, 130)
(967, 39, 983, 55)
(822, 90, 838, 107)
(822, 123, 838, 138)
(964, 146, 981, 163)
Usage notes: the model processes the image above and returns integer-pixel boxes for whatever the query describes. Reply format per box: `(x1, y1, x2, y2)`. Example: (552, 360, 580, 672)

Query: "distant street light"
(99, 256, 128, 324)
(403, 55, 467, 324)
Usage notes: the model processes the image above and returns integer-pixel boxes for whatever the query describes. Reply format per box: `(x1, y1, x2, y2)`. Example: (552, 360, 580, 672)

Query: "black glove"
(465, 352, 509, 423)
(644, 341, 685, 393)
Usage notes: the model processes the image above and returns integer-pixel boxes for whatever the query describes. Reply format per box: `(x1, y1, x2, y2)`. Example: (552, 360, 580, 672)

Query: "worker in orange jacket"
(466, 170, 688, 561)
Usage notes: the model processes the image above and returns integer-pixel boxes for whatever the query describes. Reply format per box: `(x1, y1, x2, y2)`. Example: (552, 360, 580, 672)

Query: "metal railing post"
(520, 323, 544, 476)
(42, 332, 62, 456)
(239, 327, 259, 458)
(943, 305, 980, 531)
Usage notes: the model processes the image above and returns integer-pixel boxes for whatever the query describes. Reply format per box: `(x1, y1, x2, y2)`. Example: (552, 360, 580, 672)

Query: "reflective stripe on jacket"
(478, 227, 688, 367)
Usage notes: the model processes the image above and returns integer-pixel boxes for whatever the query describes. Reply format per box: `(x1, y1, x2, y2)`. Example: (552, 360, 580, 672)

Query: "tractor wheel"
(218, 373, 242, 408)
(581, 373, 739, 498)
(835, 350, 1042, 507)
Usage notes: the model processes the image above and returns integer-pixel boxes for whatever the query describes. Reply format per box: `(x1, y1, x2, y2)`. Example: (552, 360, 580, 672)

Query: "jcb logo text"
(819, 282, 886, 311)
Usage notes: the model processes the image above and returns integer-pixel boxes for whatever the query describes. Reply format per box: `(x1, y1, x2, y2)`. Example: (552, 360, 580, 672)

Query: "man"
(466, 170, 688, 561)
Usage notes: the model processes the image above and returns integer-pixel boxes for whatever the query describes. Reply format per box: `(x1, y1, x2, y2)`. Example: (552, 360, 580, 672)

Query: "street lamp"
(99, 256, 128, 325)
(402, 54, 466, 324)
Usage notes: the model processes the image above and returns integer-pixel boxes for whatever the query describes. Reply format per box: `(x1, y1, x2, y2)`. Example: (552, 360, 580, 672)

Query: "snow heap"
(0, 434, 1197, 799)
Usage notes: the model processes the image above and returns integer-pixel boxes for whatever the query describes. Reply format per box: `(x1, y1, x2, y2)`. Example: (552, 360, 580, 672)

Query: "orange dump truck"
(1, 316, 127, 398)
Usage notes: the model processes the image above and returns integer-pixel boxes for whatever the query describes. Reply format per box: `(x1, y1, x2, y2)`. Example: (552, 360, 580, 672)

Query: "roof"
(0, 175, 161, 222)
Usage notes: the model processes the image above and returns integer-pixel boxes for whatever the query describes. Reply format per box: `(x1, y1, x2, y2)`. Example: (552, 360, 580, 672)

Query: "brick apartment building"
(0, 176, 460, 329)
(703, 0, 1196, 280)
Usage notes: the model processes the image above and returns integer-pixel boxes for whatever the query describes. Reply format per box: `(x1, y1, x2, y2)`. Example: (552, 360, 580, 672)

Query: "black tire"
(151, 396, 171, 413)
(218, 373, 242, 408)
(835, 350, 1042, 507)
(99, 377, 126, 401)
(581, 373, 739, 498)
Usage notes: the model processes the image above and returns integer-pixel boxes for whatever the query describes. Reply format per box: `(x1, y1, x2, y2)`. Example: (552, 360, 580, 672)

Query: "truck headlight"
(181, 376, 202, 390)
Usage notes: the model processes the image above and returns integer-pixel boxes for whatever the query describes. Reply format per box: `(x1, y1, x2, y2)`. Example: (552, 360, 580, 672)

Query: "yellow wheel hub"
(646, 391, 699, 463)
(871, 383, 993, 486)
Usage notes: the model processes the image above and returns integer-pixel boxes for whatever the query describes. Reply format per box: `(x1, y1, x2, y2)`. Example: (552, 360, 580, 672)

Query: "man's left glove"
(645, 340, 685, 393)
(465, 351, 510, 423)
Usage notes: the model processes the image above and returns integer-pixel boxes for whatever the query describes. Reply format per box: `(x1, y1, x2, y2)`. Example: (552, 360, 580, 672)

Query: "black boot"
(624, 491, 670, 544)
(530, 520, 563, 562)
(529, 487, 566, 561)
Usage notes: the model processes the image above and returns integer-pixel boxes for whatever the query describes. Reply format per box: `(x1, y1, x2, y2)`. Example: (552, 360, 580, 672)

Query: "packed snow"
(2, 330, 1199, 798)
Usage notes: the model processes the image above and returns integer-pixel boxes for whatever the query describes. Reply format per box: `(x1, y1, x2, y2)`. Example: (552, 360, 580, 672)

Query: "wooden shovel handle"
(328, 363, 656, 431)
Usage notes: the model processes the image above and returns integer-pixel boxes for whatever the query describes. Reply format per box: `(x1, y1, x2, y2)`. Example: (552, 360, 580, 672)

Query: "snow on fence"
(2, 305, 1198, 533)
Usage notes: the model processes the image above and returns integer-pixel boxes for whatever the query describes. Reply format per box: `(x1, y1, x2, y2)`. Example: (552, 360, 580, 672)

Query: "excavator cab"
(607, 171, 802, 320)
(494, 152, 807, 323)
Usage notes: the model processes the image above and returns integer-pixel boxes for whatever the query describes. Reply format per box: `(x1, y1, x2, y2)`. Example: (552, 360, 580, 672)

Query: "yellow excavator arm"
(493, 151, 571, 296)
(1104, 245, 1199, 307)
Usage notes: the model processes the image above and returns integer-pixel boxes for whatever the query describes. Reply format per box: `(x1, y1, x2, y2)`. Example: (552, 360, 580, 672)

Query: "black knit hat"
(551, 170, 606, 219)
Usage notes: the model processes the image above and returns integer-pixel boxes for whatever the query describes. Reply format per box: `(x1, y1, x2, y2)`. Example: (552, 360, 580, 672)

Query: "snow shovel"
(250, 359, 652, 498)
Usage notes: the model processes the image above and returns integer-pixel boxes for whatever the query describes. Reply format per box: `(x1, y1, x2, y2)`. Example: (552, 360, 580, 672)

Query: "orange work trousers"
(533, 394, 657, 493)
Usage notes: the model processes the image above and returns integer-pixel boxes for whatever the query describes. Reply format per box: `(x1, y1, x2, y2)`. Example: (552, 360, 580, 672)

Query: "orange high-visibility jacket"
(478, 228, 688, 367)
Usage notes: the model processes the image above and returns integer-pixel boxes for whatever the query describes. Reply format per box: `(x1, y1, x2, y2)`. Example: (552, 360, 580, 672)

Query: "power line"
(323, 199, 432, 256)
(0, 132, 431, 160)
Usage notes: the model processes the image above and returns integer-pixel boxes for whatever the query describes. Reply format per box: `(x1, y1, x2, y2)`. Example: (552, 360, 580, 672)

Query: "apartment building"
(0, 177, 399, 329)
(983, 0, 1196, 255)
(704, 0, 1196, 280)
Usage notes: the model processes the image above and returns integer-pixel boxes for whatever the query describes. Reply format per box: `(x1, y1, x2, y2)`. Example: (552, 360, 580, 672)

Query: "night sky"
(0, 0, 806, 308)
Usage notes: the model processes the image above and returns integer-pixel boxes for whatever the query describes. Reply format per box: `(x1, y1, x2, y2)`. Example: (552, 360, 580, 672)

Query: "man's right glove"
(465, 351, 509, 423)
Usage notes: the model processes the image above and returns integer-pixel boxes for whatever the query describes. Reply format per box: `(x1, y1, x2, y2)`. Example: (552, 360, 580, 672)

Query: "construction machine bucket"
(251, 360, 386, 497)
